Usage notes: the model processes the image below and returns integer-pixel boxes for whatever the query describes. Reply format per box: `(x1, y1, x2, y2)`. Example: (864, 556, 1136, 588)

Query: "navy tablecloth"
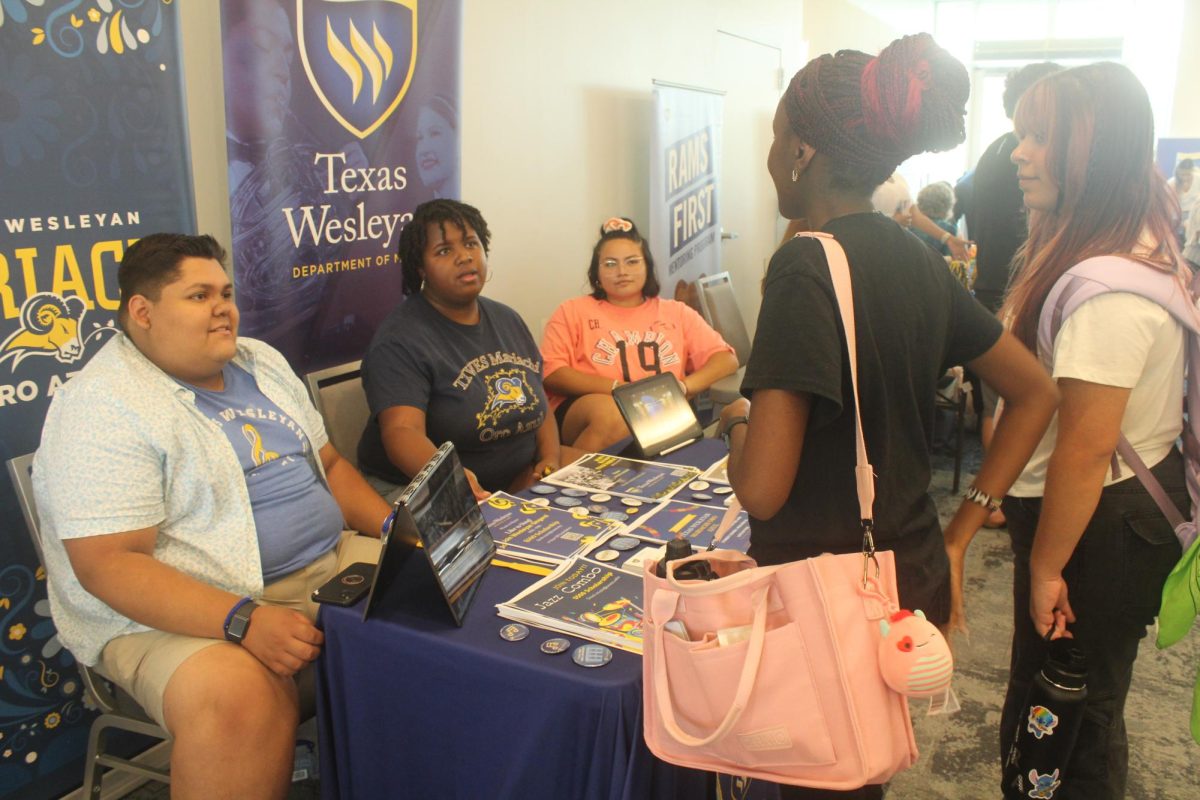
(316, 439, 727, 800)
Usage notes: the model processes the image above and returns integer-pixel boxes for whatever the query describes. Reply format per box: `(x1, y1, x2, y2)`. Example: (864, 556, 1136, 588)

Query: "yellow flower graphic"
(44, 712, 61, 729)
(8, 623, 26, 641)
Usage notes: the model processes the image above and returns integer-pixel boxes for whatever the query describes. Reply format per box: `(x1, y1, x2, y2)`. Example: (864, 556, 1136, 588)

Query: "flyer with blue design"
(480, 492, 619, 566)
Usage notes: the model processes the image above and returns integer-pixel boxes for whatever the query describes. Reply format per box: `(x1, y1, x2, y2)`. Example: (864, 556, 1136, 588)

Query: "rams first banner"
(220, 0, 463, 372)
(0, 2, 194, 797)
(648, 83, 723, 312)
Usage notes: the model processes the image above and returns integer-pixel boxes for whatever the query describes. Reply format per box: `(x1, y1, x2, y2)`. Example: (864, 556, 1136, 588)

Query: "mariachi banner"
(220, 0, 462, 372)
(0, 2, 194, 797)
(648, 82, 723, 312)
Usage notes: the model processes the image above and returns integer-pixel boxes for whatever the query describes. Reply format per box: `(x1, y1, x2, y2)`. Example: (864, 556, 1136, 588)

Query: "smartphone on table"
(312, 562, 376, 606)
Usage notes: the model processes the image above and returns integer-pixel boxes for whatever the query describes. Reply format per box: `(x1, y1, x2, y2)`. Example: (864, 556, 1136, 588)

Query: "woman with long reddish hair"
(990, 62, 1189, 797)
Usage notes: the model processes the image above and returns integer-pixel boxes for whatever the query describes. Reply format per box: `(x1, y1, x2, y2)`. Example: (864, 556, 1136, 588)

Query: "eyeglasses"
(600, 256, 644, 270)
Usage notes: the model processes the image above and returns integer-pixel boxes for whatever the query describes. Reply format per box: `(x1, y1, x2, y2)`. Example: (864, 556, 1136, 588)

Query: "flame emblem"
(297, 0, 418, 140)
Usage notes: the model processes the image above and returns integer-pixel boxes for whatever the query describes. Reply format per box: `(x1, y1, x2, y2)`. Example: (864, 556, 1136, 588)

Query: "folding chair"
(304, 360, 369, 468)
(5, 453, 171, 799)
(696, 272, 752, 414)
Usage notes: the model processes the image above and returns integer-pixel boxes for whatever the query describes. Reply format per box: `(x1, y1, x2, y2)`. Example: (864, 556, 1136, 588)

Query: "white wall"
(1168, 0, 1200, 136)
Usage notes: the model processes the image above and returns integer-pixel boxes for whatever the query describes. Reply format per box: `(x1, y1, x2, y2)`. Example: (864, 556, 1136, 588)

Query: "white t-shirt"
(1009, 291, 1185, 497)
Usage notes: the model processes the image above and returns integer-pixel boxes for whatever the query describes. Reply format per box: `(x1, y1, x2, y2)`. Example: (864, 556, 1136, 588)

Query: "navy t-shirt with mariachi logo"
(358, 294, 548, 491)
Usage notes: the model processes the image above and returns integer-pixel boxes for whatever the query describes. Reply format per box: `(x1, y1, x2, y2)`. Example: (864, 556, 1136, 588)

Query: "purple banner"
(220, 0, 462, 372)
(0, 2, 194, 796)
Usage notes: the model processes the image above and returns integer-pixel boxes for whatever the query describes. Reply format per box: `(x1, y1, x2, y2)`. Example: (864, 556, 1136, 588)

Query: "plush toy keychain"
(877, 609, 954, 697)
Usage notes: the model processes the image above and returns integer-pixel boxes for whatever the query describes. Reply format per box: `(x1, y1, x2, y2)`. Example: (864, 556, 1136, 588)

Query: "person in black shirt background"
(960, 62, 1062, 526)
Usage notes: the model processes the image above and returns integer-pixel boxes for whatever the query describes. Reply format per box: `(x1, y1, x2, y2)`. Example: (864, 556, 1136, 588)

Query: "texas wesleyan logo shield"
(297, 0, 418, 140)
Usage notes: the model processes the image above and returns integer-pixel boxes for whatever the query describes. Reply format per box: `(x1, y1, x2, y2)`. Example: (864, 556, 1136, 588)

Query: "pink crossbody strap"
(652, 585, 770, 746)
(710, 233, 877, 559)
(798, 232, 876, 525)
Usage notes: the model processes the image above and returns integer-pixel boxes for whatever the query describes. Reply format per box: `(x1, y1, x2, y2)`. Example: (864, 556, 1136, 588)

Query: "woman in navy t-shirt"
(359, 200, 561, 497)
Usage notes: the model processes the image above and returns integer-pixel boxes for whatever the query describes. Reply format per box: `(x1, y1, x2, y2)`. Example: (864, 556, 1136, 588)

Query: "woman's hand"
(1030, 569, 1074, 639)
(946, 236, 971, 262)
(944, 538, 970, 643)
(532, 457, 559, 480)
(464, 469, 490, 501)
(719, 397, 751, 428)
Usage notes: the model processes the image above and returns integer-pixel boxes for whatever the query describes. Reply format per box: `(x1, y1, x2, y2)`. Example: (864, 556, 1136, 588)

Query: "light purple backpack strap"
(1038, 256, 1200, 550)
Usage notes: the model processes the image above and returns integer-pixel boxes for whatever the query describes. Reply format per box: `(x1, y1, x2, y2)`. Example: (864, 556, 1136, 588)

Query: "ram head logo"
(0, 293, 90, 369)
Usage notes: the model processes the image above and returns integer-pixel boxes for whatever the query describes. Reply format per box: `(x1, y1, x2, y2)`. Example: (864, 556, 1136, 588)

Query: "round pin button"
(624, 508, 640, 516)
(530, 484, 557, 495)
(713, 485, 733, 495)
(601, 511, 629, 522)
(609, 536, 641, 551)
(554, 496, 582, 507)
(593, 548, 620, 561)
(529, 497, 551, 507)
(589, 493, 612, 502)
(692, 492, 713, 502)
(622, 498, 643, 507)
(571, 507, 590, 518)
(561, 488, 588, 498)
(587, 504, 608, 514)
(540, 637, 572, 655)
(689, 480, 710, 491)
(499, 623, 529, 642)
(723, 496, 734, 506)
(572, 644, 614, 668)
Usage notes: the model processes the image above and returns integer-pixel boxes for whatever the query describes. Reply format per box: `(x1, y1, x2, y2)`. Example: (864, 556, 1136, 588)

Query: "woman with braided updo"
(720, 34, 1057, 798)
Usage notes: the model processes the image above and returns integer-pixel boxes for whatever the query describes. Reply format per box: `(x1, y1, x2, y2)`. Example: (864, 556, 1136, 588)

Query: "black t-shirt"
(358, 294, 548, 491)
(742, 213, 1002, 618)
(969, 132, 1027, 307)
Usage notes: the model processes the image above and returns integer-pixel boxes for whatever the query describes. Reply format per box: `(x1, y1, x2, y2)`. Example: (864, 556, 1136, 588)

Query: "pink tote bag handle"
(651, 585, 770, 746)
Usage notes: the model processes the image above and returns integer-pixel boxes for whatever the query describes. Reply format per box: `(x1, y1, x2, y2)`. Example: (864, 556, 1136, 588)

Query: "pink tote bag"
(642, 233, 919, 788)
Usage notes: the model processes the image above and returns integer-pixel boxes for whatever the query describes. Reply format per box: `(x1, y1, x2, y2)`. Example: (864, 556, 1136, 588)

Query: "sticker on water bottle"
(1026, 768, 1061, 798)
(1026, 705, 1059, 739)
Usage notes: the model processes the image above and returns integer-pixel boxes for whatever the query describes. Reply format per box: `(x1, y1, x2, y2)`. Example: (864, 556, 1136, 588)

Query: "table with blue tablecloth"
(316, 438, 732, 800)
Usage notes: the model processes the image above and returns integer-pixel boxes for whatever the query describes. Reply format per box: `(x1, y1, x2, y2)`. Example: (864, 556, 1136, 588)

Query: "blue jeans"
(1000, 448, 1185, 799)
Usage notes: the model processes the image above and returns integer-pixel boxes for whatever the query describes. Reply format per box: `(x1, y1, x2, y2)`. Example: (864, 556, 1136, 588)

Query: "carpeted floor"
(121, 436, 1200, 799)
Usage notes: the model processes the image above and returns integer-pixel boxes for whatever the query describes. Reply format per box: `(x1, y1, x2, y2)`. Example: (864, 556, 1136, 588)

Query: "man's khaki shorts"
(96, 532, 382, 729)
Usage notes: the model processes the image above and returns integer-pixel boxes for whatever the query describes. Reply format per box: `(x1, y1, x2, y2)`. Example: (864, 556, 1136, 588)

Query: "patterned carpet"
(886, 438, 1200, 799)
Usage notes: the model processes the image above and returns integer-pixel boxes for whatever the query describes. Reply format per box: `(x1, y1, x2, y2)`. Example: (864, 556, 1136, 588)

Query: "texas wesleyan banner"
(220, 0, 462, 372)
(0, 3, 193, 796)
(648, 83, 723, 312)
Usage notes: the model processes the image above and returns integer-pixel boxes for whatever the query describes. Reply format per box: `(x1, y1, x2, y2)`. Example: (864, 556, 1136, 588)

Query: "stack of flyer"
(478, 492, 621, 568)
(496, 553, 647, 654)
(543, 453, 701, 502)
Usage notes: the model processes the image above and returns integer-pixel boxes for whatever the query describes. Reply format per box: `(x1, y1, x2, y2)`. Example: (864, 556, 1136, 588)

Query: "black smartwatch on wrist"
(721, 416, 749, 449)
(223, 598, 259, 644)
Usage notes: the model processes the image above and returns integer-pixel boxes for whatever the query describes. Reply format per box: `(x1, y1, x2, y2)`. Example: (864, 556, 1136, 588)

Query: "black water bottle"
(1002, 637, 1088, 799)
(655, 534, 712, 580)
